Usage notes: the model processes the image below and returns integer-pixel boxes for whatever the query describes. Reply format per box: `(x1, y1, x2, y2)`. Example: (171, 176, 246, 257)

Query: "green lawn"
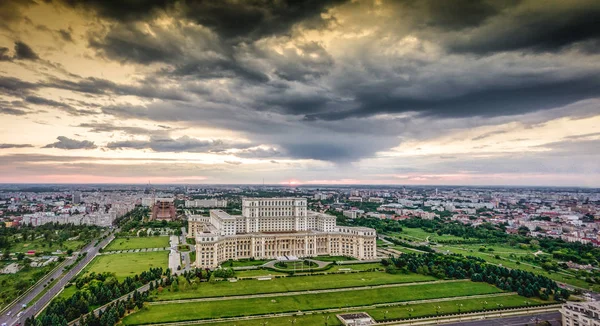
(221, 259, 271, 267)
(328, 263, 383, 272)
(154, 271, 436, 301)
(104, 236, 170, 251)
(314, 255, 357, 262)
(57, 284, 77, 300)
(9, 239, 86, 253)
(82, 251, 168, 281)
(235, 269, 287, 278)
(198, 295, 549, 326)
(397, 228, 469, 242)
(439, 244, 594, 290)
(124, 281, 502, 324)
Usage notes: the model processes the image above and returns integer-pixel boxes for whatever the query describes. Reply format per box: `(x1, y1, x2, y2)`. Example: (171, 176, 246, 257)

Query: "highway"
(0, 230, 116, 326)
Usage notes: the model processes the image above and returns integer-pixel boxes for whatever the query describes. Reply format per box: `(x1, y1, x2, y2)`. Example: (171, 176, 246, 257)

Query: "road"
(0, 230, 116, 326)
(440, 311, 561, 326)
(179, 227, 191, 272)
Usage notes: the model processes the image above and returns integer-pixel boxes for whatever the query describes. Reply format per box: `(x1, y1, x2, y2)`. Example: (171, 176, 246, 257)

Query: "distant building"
(152, 198, 176, 220)
(73, 192, 81, 204)
(368, 197, 384, 203)
(348, 196, 363, 202)
(193, 198, 377, 269)
(185, 199, 227, 208)
(561, 301, 600, 326)
(343, 210, 361, 219)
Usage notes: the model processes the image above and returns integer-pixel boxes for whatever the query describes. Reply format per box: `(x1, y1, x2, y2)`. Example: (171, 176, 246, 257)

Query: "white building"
(368, 197, 384, 203)
(561, 301, 600, 326)
(348, 196, 363, 202)
(343, 210, 364, 219)
(191, 197, 377, 268)
(185, 199, 228, 208)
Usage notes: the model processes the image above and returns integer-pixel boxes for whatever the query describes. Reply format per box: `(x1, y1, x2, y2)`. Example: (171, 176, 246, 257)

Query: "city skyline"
(0, 0, 599, 186)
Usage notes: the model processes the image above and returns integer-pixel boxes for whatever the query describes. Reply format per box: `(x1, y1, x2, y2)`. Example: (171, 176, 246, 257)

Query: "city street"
(440, 311, 562, 326)
(0, 231, 116, 326)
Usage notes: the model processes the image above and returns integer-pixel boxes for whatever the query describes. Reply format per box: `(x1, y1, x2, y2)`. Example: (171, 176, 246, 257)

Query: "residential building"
(561, 301, 600, 326)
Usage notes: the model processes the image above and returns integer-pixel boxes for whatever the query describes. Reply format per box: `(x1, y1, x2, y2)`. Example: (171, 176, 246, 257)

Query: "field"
(221, 259, 270, 267)
(234, 269, 287, 278)
(328, 263, 383, 272)
(314, 255, 357, 262)
(399, 227, 470, 242)
(199, 295, 548, 326)
(388, 228, 596, 291)
(123, 281, 503, 324)
(82, 251, 168, 281)
(153, 271, 436, 301)
(9, 239, 86, 253)
(104, 236, 170, 251)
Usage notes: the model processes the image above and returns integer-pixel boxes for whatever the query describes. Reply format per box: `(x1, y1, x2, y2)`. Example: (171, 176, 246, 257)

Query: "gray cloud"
(0, 107, 29, 116)
(0, 143, 34, 149)
(471, 130, 507, 141)
(14, 41, 39, 60)
(43, 136, 97, 150)
(106, 135, 251, 153)
(58, 29, 74, 42)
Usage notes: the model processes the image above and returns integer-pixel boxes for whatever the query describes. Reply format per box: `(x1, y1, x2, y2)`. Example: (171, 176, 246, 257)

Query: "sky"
(0, 0, 599, 186)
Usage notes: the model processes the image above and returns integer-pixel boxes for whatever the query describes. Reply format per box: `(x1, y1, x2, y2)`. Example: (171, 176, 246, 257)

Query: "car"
(17, 311, 23, 318)
(2, 322, 8, 326)
(6, 311, 11, 316)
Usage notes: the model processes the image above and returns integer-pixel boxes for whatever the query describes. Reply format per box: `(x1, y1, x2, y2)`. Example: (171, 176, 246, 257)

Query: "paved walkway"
(149, 279, 472, 305)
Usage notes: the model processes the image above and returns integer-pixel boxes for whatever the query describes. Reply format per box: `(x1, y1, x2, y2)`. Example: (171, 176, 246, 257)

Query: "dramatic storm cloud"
(0, 0, 599, 186)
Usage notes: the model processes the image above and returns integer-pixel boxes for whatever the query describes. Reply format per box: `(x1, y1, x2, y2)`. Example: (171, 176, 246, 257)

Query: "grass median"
(124, 280, 502, 324)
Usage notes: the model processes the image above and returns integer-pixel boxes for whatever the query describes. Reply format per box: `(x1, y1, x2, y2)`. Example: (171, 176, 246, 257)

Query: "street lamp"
(384, 310, 389, 321)
(323, 315, 330, 326)
(406, 308, 414, 325)
(289, 318, 296, 325)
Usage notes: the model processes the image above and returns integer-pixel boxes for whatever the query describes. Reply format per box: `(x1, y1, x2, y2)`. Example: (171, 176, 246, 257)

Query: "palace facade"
(189, 197, 377, 268)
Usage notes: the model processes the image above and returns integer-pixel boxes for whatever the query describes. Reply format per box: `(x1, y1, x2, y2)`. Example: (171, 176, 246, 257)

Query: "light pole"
(481, 301, 488, 319)
(289, 318, 296, 325)
(456, 303, 463, 321)
(323, 315, 330, 326)
(384, 310, 389, 322)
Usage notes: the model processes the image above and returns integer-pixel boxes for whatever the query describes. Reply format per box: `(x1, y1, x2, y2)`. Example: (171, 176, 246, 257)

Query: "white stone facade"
(561, 301, 600, 326)
(192, 197, 377, 268)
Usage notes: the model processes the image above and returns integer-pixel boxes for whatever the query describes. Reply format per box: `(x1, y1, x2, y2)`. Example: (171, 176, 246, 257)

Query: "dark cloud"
(43, 136, 97, 150)
(0, 107, 29, 116)
(401, 0, 505, 30)
(60, 0, 346, 40)
(563, 132, 600, 140)
(447, 1, 600, 54)
(235, 147, 281, 159)
(309, 74, 600, 121)
(0, 143, 34, 149)
(0, 0, 36, 30)
(0, 47, 10, 61)
(14, 41, 39, 60)
(25, 95, 97, 116)
(58, 29, 74, 42)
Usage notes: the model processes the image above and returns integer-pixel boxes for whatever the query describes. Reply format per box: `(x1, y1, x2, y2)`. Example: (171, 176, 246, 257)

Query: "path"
(262, 258, 330, 270)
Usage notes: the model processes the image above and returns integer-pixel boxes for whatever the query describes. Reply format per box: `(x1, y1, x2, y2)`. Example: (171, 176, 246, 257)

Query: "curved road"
(0, 230, 116, 326)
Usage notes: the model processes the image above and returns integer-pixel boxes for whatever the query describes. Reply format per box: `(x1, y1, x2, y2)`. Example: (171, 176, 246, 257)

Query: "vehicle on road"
(6, 311, 11, 316)
(17, 311, 23, 318)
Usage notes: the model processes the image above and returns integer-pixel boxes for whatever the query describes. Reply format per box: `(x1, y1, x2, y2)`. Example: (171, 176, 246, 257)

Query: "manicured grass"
(314, 255, 357, 262)
(124, 281, 503, 324)
(392, 246, 424, 254)
(221, 259, 270, 267)
(198, 295, 549, 326)
(104, 236, 170, 251)
(329, 263, 383, 272)
(235, 269, 287, 278)
(398, 228, 470, 242)
(82, 251, 168, 281)
(153, 271, 436, 301)
(57, 284, 77, 300)
(274, 261, 318, 270)
(9, 239, 86, 253)
(439, 244, 594, 290)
